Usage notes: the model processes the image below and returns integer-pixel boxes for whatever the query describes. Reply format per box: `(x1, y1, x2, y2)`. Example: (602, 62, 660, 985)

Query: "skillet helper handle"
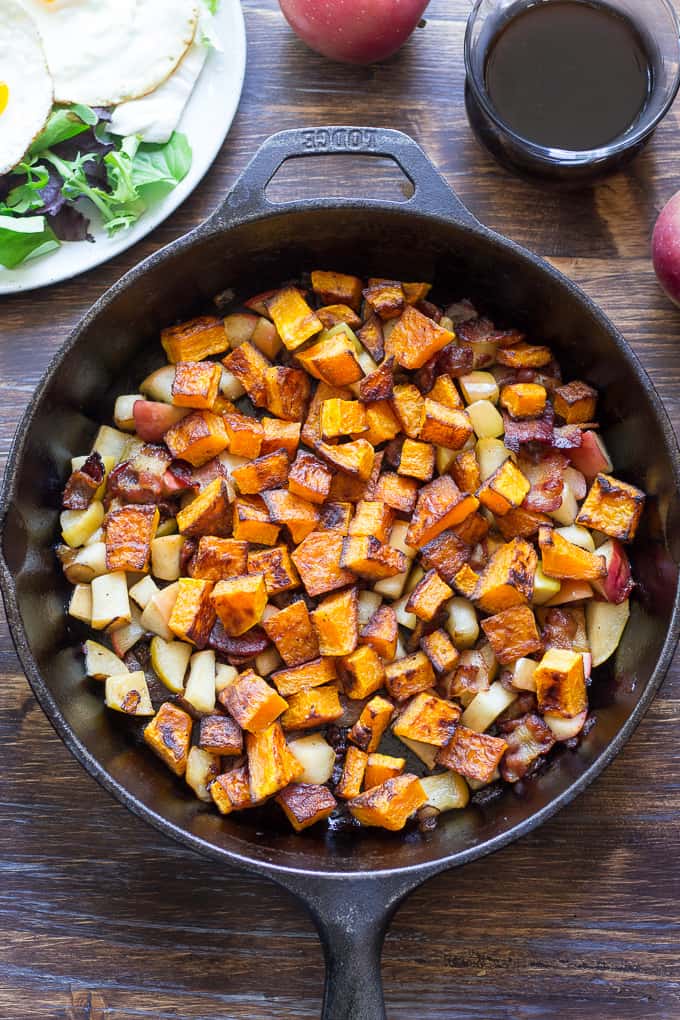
(205, 125, 480, 229)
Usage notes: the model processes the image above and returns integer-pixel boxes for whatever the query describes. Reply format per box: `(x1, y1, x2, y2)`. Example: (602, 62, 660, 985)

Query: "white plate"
(0, 0, 246, 296)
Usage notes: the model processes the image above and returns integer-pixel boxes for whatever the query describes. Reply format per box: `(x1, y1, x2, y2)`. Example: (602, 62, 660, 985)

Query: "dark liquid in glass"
(484, 0, 653, 151)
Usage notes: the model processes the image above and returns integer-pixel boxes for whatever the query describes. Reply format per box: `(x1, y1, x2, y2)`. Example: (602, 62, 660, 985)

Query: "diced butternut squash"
(341, 645, 385, 700)
(336, 746, 368, 800)
(280, 684, 343, 731)
(296, 330, 363, 386)
(453, 564, 480, 599)
(349, 694, 394, 751)
(480, 605, 542, 664)
(420, 400, 473, 450)
(161, 316, 228, 363)
(247, 722, 303, 800)
(451, 449, 481, 494)
(398, 439, 435, 482)
(271, 657, 337, 697)
(406, 568, 453, 621)
(232, 496, 280, 545)
(316, 439, 375, 481)
(169, 577, 215, 648)
(311, 587, 358, 656)
(277, 783, 337, 831)
(198, 714, 243, 755)
(165, 410, 229, 467)
(176, 477, 232, 537)
(475, 538, 537, 613)
(312, 271, 364, 312)
(144, 702, 193, 776)
(539, 526, 606, 581)
(500, 383, 547, 419)
(172, 361, 221, 409)
(364, 753, 406, 789)
(393, 691, 461, 747)
(221, 669, 288, 732)
(534, 648, 587, 718)
(349, 774, 427, 830)
(289, 451, 332, 505)
(348, 500, 394, 543)
(576, 473, 645, 542)
(223, 411, 264, 459)
(385, 651, 436, 702)
(262, 489, 319, 543)
(317, 304, 363, 329)
(211, 573, 268, 636)
(318, 501, 353, 534)
(232, 449, 290, 494)
(478, 459, 531, 516)
(495, 506, 551, 541)
(373, 472, 419, 514)
(436, 725, 508, 784)
(363, 400, 401, 445)
(263, 365, 311, 422)
(263, 601, 320, 667)
(360, 605, 398, 661)
(340, 536, 406, 579)
(407, 476, 479, 548)
(420, 628, 460, 675)
(363, 279, 405, 319)
(104, 504, 159, 572)
(420, 529, 469, 585)
(265, 287, 322, 351)
(292, 530, 356, 597)
(359, 358, 395, 402)
(261, 418, 301, 458)
(403, 281, 432, 304)
(496, 343, 552, 368)
(189, 537, 248, 580)
(247, 546, 300, 595)
(222, 342, 271, 406)
(321, 398, 367, 438)
(429, 373, 463, 410)
(391, 383, 425, 438)
(387, 305, 454, 369)
(211, 764, 257, 814)
(554, 380, 597, 424)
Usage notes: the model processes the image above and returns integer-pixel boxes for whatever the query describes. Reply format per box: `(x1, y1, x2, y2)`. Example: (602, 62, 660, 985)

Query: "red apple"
(133, 400, 188, 442)
(278, 0, 430, 64)
(652, 191, 680, 306)
(567, 430, 612, 481)
(591, 539, 634, 605)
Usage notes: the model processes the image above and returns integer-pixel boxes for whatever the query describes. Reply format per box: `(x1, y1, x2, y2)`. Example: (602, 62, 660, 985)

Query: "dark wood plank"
(2, 1, 680, 1016)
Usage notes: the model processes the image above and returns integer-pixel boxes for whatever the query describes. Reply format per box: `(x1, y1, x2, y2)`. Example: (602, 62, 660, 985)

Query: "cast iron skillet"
(2, 128, 680, 1019)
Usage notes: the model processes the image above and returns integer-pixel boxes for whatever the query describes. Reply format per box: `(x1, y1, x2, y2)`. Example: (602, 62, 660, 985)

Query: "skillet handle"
(274, 869, 434, 1020)
(204, 126, 480, 230)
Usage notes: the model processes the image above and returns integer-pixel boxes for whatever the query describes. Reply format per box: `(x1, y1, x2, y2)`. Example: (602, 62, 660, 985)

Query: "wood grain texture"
(2, 1, 680, 1016)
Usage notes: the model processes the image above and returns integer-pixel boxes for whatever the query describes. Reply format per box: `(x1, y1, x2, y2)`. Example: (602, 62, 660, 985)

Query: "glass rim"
(464, 0, 680, 166)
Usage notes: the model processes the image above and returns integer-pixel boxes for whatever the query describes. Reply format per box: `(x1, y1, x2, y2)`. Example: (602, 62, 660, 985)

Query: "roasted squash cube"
(301, 381, 353, 447)
(271, 656, 337, 697)
(222, 341, 271, 406)
(321, 398, 368, 438)
(539, 526, 606, 581)
(387, 305, 454, 369)
(292, 530, 356, 597)
(232, 449, 290, 494)
(262, 489, 319, 543)
(391, 383, 425, 438)
(364, 753, 406, 789)
(318, 501, 353, 534)
(311, 587, 358, 656)
(357, 313, 385, 362)
(349, 774, 426, 830)
(429, 374, 464, 410)
(348, 500, 394, 543)
(172, 361, 222, 409)
(385, 652, 436, 702)
(317, 304, 363, 330)
(232, 496, 280, 545)
(436, 725, 508, 784)
(496, 343, 553, 369)
(419, 399, 473, 450)
(161, 316, 228, 363)
(576, 472, 645, 542)
(495, 506, 551, 541)
(393, 691, 461, 747)
(534, 648, 587, 718)
(165, 410, 229, 467)
(316, 439, 375, 481)
(554, 380, 597, 424)
(402, 281, 432, 304)
(144, 702, 193, 776)
(420, 529, 470, 585)
(211, 573, 268, 636)
(478, 459, 531, 516)
(247, 545, 300, 596)
(362, 400, 401, 446)
(373, 472, 419, 514)
(105, 504, 159, 572)
(341, 645, 385, 700)
(480, 605, 542, 664)
(452, 512, 490, 546)
(500, 383, 547, 419)
(397, 439, 435, 482)
(359, 358, 394, 403)
(263, 600, 320, 667)
(176, 477, 232, 537)
(312, 270, 364, 312)
(336, 746, 368, 800)
(296, 331, 363, 386)
(363, 279, 405, 319)
(420, 629, 460, 675)
(223, 411, 264, 459)
(280, 684, 343, 731)
(450, 450, 481, 495)
(265, 287, 322, 351)
(263, 365, 311, 422)
(221, 669, 288, 732)
(261, 418, 301, 459)
(288, 451, 333, 505)
(277, 782, 337, 831)
(349, 694, 394, 751)
(198, 714, 243, 755)
(211, 764, 257, 814)
(406, 569, 454, 622)
(452, 564, 480, 599)
(169, 577, 216, 648)
(247, 722, 303, 800)
(340, 536, 406, 579)
(475, 538, 537, 613)
(361, 605, 398, 661)
(190, 536, 248, 580)
(407, 476, 479, 548)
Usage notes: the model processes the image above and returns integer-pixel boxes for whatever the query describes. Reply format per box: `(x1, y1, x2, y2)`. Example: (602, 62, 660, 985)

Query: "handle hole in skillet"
(265, 154, 415, 205)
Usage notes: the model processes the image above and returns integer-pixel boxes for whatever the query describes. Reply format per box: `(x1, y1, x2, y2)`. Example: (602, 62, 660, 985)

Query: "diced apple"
(114, 394, 143, 431)
(476, 438, 512, 481)
(419, 771, 470, 812)
(445, 597, 479, 649)
(586, 598, 630, 667)
(224, 312, 258, 348)
(255, 646, 283, 677)
(62, 541, 108, 584)
(69, 584, 92, 625)
(511, 657, 538, 692)
(467, 400, 503, 439)
(128, 575, 160, 610)
(60, 500, 105, 548)
(548, 479, 578, 526)
(287, 733, 336, 785)
(555, 525, 595, 551)
(436, 445, 457, 475)
(150, 635, 192, 693)
(374, 569, 408, 600)
(358, 590, 383, 628)
(591, 539, 634, 605)
(532, 564, 561, 605)
(460, 681, 517, 732)
(391, 594, 418, 630)
(84, 640, 128, 680)
(91, 571, 130, 631)
(186, 746, 221, 803)
(109, 605, 145, 656)
(151, 535, 185, 582)
(140, 581, 179, 641)
(395, 735, 438, 769)
(545, 580, 593, 606)
(184, 650, 216, 714)
(220, 367, 246, 400)
(564, 466, 587, 501)
(459, 371, 499, 405)
(133, 400, 188, 442)
(92, 425, 130, 462)
(567, 430, 613, 481)
(215, 663, 238, 693)
(140, 364, 175, 403)
(544, 709, 588, 741)
(105, 671, 154, 716)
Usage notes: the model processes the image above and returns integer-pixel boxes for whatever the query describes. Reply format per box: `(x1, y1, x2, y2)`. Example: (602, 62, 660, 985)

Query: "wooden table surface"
(3, 2, 680, 1017)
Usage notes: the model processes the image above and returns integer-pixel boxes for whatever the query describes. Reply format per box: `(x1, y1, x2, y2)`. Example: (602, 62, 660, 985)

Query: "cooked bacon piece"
(502, 406, 554, 452)
(209, 621, 270, 662)
(539, 606, 588, 653)
(519, 451, 568, 513)
(62, 451, 105, 510)
(456, 317, 524, 348)
(499, 713, 556, 783)
(552, 425, 584, 450)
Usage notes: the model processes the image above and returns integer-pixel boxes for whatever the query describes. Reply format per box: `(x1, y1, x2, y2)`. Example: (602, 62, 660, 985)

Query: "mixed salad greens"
(0, 105, 191, 269)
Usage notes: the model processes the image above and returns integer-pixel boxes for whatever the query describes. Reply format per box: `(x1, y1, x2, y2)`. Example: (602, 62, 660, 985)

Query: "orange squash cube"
(500, 383, 547, 419)
(419, 399, 473, 450)
(402, 281, 432, 304)
(496, 343, 553, 369)
(262, 489, 319, 543)
(373, 472, 419, 514)
(398, 438, 435, 482)
(176, 477, 232, 537)
(360, 605, 398, 661)
(198, 714, 243, 756)
(420, 629, 460, 675)
(436, 726, 508, 784)
(429, 373, 463, 410)
(301, 381, 353, 447)
(164, 410, 229, 467)
(247, 722, 303, 800)
(221, 669, 288, 733)
(265, 286, 322, 351)
(317, 304, 363, 330)
(348, 500, 394, 543)
(288, 451, 333, 505)
(311, 270, 364, 312)
(475, 538, 537, 613)
(340, 535, 406, 580)
(362, 400, 402, 446)
(263, 365, 311, 422)
(420, 529, 470, 585)
(349, 694, 394, 751)
(554, 380, 597, 424)
(364, 753, 406, 789)
(144, 702, 193, 776)
(223, 411, 264, 459)
(452, 564, 480, 599)
(391, 383, 425, 438)
(261, 418, 301, 459)
(277, 783, 337, 831)
(232, 496, 280, 545)
(296, 331, 363, 386)
(271, 656, 337, 697)
(321, 398, 368, 438)
(341, 644, 385, 700)
(247, 545, 300, 595)
(480, 605, 542, 664)
(161, 316, 228, 363)
(576, 473, 645, 542)
(478, 459, 531, 516)
(280, 684, 343, 731)
(211, 573, 268, 636)
(349, 774, 427, 830)
(495, 506, 551, 541)
(359, 359, 395, 403)
(172, 361, 222, 409)
(336, 746, 368, 800)
(105, 504, 159, 572)
(190, 537, 248, 580)
(452, 512, 490, 546)
(169, 577, 215, 648)
(316, 439, 375, 481)
(406, 568, 454, 621)
(311, 587, 358, 656)
(534, 648, 587, 718)
(363, 279, 405, 319)
(387, 305, 454, 370)
(292, 530, 356, 597)
(539, 526, 606, 581)
(318, 501, 353, 534)
(232, 449, 290, 495)
(393, 691, 461, 747)
(406, 476, 479, 548)
(222, 341, 271, 406)
(211, 764, 257, 814)
(263, 600, 320, 667)
(385, 651, 436, 702)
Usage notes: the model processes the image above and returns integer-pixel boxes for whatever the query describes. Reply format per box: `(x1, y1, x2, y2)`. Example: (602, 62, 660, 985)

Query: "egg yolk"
(0, 84, 8, 117)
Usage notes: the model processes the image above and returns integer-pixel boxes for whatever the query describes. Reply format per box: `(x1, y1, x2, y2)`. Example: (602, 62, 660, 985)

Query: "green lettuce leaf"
(0, 214, 59, 269)
(29, 104, 97, 156)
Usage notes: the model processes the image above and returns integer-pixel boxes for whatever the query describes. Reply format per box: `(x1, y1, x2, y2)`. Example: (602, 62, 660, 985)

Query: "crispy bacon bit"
(415, 300, 443, 323)
(434, 342, 474, 379)
(62, 451, 105, 510)
(457, 317, 525, 348)
(519, 451, 567, 512)
(552, 425, 583, 451)
(540, 607, 584, 652)
(502, 406, 555, 452)
(106, 445, 172, 505)
(180, 537, 198, 574)
(499, 713, 556, 783)
(445, 299, 478, 324)
(162, 460, 198, 498)
(208, 621, 270, 661)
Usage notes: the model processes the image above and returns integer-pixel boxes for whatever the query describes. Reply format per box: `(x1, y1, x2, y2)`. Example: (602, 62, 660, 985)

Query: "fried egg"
(20, 0, 200, 108)
(0, 0, 53, 175)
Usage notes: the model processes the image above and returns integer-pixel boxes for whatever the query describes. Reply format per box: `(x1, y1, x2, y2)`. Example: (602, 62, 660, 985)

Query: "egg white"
(20, 0, 200, 107)
(0, 0, 53, 175)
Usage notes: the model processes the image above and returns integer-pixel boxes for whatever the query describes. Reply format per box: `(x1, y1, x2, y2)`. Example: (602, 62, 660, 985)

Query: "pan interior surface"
(3, 205, 679, 876)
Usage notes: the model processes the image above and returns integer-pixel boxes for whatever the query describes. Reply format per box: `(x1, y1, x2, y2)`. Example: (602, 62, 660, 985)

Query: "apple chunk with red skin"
(591, 539, 634, 605)
(567, 430, 612, 482)
(278, 0, 430, 64)
(133, 400, 188, 442)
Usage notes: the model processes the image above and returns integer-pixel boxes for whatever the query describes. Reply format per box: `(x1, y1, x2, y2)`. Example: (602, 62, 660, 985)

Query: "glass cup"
(464, 0, 680, 183)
